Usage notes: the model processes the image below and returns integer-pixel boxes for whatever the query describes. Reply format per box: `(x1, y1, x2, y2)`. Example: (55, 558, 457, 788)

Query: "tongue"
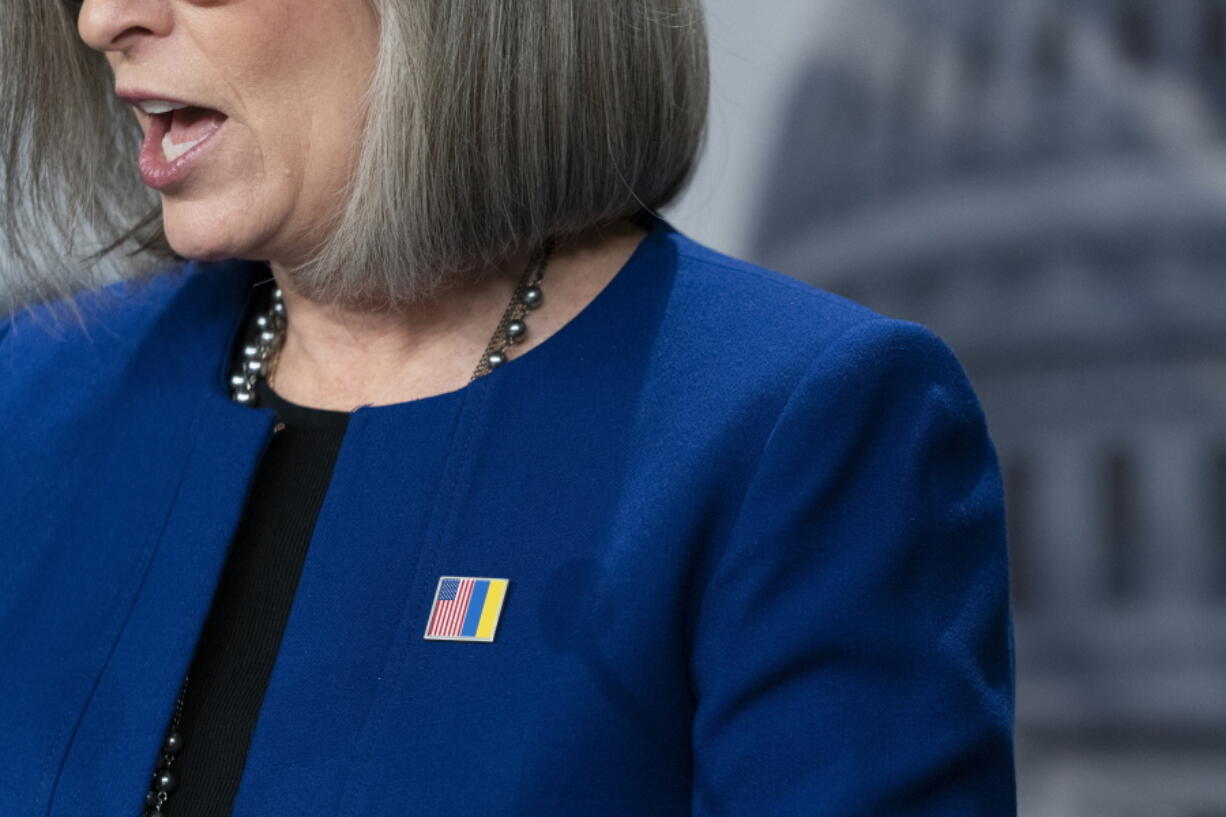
(169, 107, 226, 144)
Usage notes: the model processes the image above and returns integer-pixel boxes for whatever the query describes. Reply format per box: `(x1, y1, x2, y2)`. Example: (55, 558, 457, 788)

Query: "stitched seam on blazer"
(680, 314, 893, 700)
(337, 380, 486, 816)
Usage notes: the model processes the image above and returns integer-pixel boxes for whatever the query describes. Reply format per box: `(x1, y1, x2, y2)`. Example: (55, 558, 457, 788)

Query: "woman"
(0, 1, 1017, 815)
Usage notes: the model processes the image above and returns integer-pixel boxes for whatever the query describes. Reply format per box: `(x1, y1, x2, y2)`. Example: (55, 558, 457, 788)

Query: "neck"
(264, 218, 648, 411)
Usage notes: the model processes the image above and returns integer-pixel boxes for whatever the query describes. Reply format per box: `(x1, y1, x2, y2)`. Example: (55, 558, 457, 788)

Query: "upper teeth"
(139, 100, 191, 115)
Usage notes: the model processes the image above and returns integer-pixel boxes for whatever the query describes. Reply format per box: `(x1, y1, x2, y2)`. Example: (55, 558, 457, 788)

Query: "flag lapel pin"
(423, 576, 509, 642)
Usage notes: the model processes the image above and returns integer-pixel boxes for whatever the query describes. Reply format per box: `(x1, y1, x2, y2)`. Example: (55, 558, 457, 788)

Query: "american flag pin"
(423, 576, 509, 642)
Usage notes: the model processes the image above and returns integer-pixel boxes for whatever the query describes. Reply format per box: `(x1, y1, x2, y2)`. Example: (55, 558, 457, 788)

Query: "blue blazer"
(0, 216, 1016, 816)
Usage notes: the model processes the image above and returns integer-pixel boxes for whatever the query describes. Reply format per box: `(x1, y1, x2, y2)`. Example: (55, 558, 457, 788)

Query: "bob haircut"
(0, 0, 709, 318)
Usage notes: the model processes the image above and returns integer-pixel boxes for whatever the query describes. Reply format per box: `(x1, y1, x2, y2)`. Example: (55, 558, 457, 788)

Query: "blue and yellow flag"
(423, 576, 509, 642)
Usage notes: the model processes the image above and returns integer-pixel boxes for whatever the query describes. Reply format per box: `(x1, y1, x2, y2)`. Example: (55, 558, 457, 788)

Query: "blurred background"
(667, 1, 1226, 815)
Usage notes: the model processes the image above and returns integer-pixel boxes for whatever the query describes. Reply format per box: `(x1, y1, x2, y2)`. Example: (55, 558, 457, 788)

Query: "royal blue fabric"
(0, 215, 1016, 816)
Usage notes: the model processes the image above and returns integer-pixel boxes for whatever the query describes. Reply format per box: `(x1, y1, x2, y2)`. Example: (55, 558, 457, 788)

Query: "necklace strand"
(231, 239, 556, 406)
(142, 239, 554, 816)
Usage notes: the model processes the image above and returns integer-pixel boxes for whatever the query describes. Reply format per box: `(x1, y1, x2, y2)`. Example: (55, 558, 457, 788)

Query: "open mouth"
(154, 106, 228, 160)
(137, 103, 229, 190)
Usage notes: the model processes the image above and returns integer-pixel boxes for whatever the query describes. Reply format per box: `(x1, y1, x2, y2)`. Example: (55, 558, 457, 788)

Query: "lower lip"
(138, 112, 227, 191)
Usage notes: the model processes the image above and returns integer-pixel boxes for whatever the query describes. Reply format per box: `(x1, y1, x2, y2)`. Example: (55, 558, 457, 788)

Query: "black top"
(164, 376, 350, 817)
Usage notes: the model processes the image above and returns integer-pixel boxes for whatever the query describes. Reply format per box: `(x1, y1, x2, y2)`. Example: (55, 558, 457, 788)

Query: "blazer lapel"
(46, 263, 281, 816)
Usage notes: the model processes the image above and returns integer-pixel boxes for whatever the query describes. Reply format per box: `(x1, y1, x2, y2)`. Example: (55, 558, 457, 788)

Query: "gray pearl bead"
(506, 320, 526, 343)
(522, 286, 543, 309)
(234, 389, 254, 404)
(230, 374, 247, 388)
(244, 359, 263, 375)
(242, 344, 261, 359)
(255, 315, 270, 330)
(163, 731, 183, 754)
(154, 769, 178, 792)
(272, 301, 286, 316)
(259, 330, 276, 345)
(486, 351, 507, 368)
(272, 288, 283, 301)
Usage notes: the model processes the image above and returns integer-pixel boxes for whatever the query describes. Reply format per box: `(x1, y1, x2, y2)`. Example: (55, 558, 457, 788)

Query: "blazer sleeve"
(689, 317, 1016, 816)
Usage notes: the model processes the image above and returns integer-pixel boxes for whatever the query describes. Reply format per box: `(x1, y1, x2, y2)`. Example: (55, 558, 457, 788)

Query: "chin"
(165, 238, 234, 263)
(162, 204, 268, 263)
(163, 229, 236, 261)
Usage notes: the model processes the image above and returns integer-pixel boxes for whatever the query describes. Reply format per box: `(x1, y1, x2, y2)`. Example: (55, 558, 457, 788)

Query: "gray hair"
(1, 0, 708, 320)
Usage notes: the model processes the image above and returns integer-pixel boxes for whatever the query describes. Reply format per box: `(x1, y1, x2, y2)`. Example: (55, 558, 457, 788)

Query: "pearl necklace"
(141, 239, 554, 816)
(230, 240, 555, 405)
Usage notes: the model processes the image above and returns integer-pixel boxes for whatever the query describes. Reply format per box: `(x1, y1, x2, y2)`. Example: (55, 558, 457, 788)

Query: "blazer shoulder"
(0, 263, 218, 403)
(668, 230, 884, 328)
(2, 266, 195, 349)
(655, 226, 967, 400)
